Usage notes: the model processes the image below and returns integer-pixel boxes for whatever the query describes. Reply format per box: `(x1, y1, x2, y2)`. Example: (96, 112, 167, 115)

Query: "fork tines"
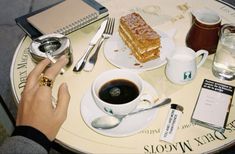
(105, 18, 115, 35)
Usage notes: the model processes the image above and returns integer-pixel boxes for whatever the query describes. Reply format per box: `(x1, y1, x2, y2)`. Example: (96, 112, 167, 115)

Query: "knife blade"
(73, 19, 107, 72)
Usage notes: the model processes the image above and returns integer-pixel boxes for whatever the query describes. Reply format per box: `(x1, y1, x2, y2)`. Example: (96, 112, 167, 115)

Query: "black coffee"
(98, 79, 139, 104)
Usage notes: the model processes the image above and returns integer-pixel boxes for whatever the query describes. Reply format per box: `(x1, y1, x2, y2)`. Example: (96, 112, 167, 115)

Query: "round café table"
(10, 0, 235, 153)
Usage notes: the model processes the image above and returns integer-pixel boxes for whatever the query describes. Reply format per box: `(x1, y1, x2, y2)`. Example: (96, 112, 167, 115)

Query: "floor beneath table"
(0, 0, 234, 153)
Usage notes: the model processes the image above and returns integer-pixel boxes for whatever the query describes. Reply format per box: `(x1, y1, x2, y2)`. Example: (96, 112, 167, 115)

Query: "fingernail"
(62, 82, 68, 89)
(60, 55, 69, 64)
(43, 58, 51, 63)
(63, 83, 70, 94)
(60, 55, 66, 59)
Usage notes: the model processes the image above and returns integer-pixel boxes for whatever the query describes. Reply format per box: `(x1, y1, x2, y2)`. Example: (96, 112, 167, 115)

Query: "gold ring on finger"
(39, 75, 53, 88)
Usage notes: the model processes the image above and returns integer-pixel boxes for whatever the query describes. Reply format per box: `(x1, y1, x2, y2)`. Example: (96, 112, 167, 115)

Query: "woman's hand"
(16, 55, 70, 141)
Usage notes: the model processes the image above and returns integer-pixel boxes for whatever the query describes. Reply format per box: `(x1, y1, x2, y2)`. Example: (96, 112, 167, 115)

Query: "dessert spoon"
(91, 98, 171, 129)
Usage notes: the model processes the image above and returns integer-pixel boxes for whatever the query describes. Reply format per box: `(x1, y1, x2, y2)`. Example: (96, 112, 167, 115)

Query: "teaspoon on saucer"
(91, 98, 171, 129)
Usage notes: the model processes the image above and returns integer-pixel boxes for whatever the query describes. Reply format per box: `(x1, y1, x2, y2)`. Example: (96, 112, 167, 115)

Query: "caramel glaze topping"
(120, 12, 160, 42)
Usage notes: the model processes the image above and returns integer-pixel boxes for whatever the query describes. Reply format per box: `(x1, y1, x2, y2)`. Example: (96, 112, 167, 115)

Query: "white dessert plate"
(103, 29, 175, 71)
(80, 80, 159, 137)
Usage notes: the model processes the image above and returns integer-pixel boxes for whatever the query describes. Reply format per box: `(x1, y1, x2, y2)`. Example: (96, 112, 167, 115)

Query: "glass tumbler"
(212, 24, 235, 80)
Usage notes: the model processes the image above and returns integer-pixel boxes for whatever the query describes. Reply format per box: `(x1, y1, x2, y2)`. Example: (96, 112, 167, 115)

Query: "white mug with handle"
(165, 46, 208, 84)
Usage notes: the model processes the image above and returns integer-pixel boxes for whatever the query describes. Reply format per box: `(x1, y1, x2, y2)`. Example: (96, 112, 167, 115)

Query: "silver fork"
(84, 18, 115, 71)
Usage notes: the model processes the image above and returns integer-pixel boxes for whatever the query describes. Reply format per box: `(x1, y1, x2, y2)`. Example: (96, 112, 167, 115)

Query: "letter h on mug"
(165, 47, 208, 84)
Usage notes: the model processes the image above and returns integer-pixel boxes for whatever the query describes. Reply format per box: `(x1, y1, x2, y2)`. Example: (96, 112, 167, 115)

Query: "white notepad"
(27, 0, 99, 35)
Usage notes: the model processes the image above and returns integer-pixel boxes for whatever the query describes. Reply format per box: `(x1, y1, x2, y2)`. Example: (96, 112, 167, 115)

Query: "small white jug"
(165, 47, 208, 84)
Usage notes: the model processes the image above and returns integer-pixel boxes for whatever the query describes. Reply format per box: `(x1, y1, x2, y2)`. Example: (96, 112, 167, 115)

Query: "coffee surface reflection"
(99, 79, 139, 104)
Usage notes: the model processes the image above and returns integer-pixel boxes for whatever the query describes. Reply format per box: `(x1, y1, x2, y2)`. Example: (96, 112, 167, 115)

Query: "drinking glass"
(212, 24, 235, 80)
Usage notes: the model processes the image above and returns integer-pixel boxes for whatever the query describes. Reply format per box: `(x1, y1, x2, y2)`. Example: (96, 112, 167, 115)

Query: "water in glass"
(212, 27, 235, 80)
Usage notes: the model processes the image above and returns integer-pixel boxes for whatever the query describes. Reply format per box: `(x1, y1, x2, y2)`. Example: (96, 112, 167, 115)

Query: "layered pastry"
(119, 12, 161, 63)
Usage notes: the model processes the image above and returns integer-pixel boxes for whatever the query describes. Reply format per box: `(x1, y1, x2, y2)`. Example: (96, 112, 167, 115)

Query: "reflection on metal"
(29, 33, 73, 68)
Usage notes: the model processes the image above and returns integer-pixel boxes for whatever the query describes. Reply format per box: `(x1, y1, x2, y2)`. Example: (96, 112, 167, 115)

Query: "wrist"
(12, 126, 52, 152)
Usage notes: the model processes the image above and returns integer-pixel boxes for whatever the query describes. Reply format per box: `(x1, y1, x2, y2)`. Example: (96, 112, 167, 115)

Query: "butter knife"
(73, 19, 107, 72)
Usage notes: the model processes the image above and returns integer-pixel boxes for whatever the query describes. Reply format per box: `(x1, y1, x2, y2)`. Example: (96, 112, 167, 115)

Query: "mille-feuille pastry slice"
(119, 12, 161, 63)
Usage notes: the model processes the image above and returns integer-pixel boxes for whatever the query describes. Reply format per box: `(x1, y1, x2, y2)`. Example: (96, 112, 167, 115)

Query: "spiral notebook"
(216, 0, 235, 9)
(27, 0, 107, 35)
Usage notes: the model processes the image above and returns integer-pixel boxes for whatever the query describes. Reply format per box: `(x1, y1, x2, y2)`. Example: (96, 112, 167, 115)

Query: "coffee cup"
(186, 8, 221, 54)
(92, 69, 153, 116)
(165, 47, 208, 84)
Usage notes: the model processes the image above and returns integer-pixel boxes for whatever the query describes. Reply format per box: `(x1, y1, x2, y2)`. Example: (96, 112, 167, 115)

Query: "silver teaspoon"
(91, 98, 171, 129)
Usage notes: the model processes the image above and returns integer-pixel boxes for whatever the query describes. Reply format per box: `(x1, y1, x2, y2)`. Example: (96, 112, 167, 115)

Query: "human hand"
(16, 56, 70, 141)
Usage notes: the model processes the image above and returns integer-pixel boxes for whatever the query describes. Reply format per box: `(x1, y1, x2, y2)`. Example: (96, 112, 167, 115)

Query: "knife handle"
(84, 37, 105, 72)
(73, 45, 94, 72)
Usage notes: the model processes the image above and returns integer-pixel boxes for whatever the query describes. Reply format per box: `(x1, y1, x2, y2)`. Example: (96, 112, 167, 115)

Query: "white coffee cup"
(92, 69, 153, 116)
(165, 47, 208, 84)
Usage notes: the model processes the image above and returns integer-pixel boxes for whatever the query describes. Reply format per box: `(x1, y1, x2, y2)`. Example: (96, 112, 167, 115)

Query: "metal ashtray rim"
(29, 33, 70, 59)
(28, 33, 73, 67)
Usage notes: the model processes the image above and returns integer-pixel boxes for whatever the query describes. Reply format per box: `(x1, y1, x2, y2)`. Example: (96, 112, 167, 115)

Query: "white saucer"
(80, 80, 159, 137)
(103, 29, 175, 71)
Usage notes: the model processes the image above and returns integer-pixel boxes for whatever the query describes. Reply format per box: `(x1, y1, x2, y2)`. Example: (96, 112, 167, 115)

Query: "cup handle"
(195, 49, 209, 68)
(134, 94, 155, 110)
(140, 94, 154, 103)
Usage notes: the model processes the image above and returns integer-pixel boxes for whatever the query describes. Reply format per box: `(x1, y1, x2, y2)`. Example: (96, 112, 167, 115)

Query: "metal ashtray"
(29, 33, 73, 68)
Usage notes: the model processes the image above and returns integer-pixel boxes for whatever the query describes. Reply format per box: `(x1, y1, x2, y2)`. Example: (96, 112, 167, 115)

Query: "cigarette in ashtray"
(160, 104, 184, 143)
(46, 52, 65, 75)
